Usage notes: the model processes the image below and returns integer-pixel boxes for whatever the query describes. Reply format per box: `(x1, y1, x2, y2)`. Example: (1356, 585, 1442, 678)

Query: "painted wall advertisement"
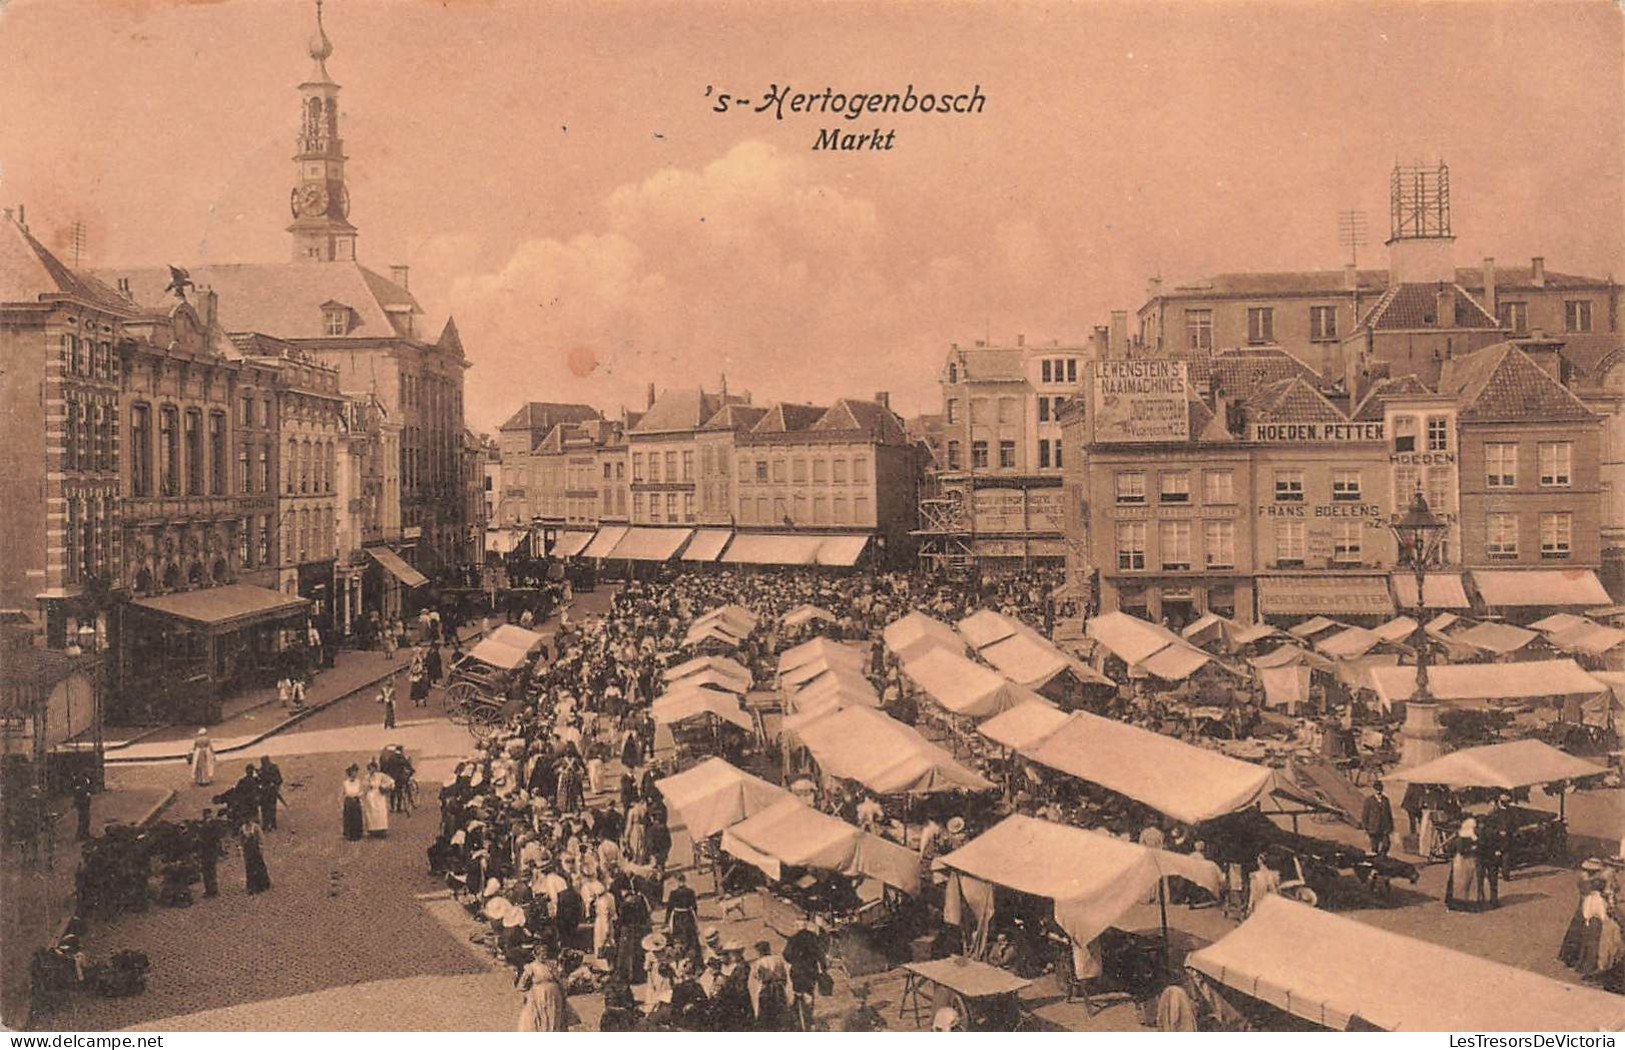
(1092, 360, 1189, 442)
(972, 490, 1065, 533)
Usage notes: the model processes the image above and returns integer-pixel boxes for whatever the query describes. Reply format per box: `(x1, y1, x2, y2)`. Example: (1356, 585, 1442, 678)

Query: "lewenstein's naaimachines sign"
(1091, 360, 1190, 443)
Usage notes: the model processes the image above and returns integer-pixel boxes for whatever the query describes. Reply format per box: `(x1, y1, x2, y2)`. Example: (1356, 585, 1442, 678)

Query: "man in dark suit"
(1361, 780, 1395, 856)
(1477, 793, 1514, 907)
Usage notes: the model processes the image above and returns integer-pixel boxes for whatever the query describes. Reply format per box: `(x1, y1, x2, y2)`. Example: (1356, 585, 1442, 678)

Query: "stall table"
(897, 956, 1032, 1030)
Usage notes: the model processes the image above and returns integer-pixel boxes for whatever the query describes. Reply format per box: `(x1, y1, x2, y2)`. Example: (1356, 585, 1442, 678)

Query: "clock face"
(299, 183, 329, 218)
(289, 187, 302, 219)
(335, 184, 351, 220)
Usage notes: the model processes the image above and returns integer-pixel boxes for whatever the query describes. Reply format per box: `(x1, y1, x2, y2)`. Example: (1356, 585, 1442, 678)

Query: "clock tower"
(288, 0, 358, 263)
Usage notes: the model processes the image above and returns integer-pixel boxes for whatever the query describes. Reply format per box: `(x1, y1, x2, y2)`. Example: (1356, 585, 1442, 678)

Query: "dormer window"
(322, 302, 351, 336)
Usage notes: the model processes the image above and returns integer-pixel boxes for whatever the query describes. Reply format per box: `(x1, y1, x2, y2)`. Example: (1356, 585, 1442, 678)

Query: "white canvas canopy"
(655, 758, 791, 839)
(720, 796, 921, 895)
(650, 685, 755, 732)
(1024, 711, 1273, 824)
(1188, 896, 1625, 1032)
(1389, 739, 1607, 789)
(1315, 626, 1388, 659)
(1367, 659, 1604, 709)
(1249, 643, 1335, 673)
(661, 667, 749, 696)
(783, 666, 880, 716)
(1086, 611, 1213, 680)
(957, 608, 1021, 650)
(1370, 616, 1418, 643)
(1259, 665, 1311, 710)
(980, 626, 1112, 690)
(780, 656, 869, 693)
(682, 620, 747, 649)
(1450, 620, 1540, 654)
(1287, 616, 1344, 639)
(468, 624, 546, 670)
(777, 636, 867, 676)
(1532, 612, 1592, 635)
(1548, 620, 1625, 655)
(695, 603, 759, 636)
(781, 604, 837, 629)
(1228, 622, 1281, 647)
(883, 611, 963, 659)
(936, 815, 1223, 952)
(663, 655, 753, 691)
(901, 646, 1046, 718)
(794, 706, 995, 795)
(976, 699, 1067, 751)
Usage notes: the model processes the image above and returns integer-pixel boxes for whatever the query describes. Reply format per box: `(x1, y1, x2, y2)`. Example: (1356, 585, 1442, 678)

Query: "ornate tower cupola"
(288, 0, 358, 262)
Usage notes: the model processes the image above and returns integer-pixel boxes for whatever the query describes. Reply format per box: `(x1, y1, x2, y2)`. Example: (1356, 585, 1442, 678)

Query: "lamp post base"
(1401, 700, 1445, 769)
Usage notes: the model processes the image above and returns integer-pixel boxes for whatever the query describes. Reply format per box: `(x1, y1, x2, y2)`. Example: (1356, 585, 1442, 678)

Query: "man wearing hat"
(1361, 781, 1395, 857)
(782, 917, 828, 1031)
(1477, 793, 1514, 908)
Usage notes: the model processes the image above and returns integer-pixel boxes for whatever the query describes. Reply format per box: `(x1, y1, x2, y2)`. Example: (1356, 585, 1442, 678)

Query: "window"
(1116, 522, 1147, 570)
(1159, 521, 1192, 570)
(1247, 306, 1274, 344)
(1275, 520, 1306, 566)
(854, 495, 872, 522)
(682, 450, 694, 481)
(854, 457, 869, 483)
(1392, 415, 1417, 453)
(833, 495, 848, 523)
(239, 517, 252, 566)
(1185, 309, 1213, 351)
(1426, 416, 1449, 451)
(1538, 442, 1572, 486)
(946, 441, 961, 470)
(1160, 471, 1190, 504)
(946, 398, 959, 425)
(209, 413, 226, 494)
(1541, 512, 1572, 558)
(664, 451, 677, 479)
(1041, 360, 1052, 383)
(184, 410, 203, 495)
(1486, 512, 1519, 558)
(971, 441, 989, 469)
(683, 492, 695, 523)
(258, 447, 270, 493)
(1067, 359, 1077, 383)
(814, 494, 829, 524)
(1498, 301, 1528, 334)
(239, 449, 251, 494)
(1565, 300, 1594, 333)
(1037, 440, 1051, 469)
(129, 406, 152, 494)
(832, 458, 847, 483)
(665, 493, 678, 521)
(1203, 520, 1235, 569)
(1394, 466, 1419, 503)
(1115, 472, 1146, 504)
(1310, 305, 1339, 341)
(771, 458, 786, 484)
(970, 398, 991, 425)
(792, 458, 807, 483)
(947, 363, 958, 384)
(1053, 440, 1064, 469)
(1273, 470, 1304, 502)
(1333, 521, 1362, 563)
(158, 406, 179, 497)
(1332, 470, 1361, 502)
(65, 400, 80, 471)
(603, 462, 612, 480)
(96, 402, 113, 472)
(1426, 467, 1451, 513)
(648, 453, 661, 483)
(1486, 443, 1517, 488)
(633, 492, 645, 520)
(1037, 397, 1050, 423)
(241, 392, 254, 427)
(755, 460, 768, 482)
(263, 398, 273, 429)
(998, 442, 1015, 468)
(324, 307, 348, 336)
(1203, 470, 1235, 505)
(632, 453, 643, 481)
(812, 458, 827, 483)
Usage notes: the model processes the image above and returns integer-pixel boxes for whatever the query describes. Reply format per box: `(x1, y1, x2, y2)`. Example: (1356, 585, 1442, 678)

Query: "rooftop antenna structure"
(1337, 209, 1368, 267)
(1389, 161, 1451, 241)
(67, 220, 88, 267)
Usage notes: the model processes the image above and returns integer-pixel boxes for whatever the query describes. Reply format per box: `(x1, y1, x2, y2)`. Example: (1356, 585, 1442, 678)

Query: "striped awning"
(683, 529, 733, 562)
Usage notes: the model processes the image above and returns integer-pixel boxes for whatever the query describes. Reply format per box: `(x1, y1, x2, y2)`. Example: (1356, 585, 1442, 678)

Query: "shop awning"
(1390, 573, 1471, 610)
(579, 526, 628, 560)
(794, 705, 995, 795)
(1391, 739, 1607, 790)
(655, 758, 791, 840)
(1188, 896, 1625, 1032)
(608, 526, 692, 562)
(1450, 620, 1539, 654)
(721, 533, 825, 566)
(814, 534, 870, 566)
(958, 609, 1020, 650)
(721, 796, 921, 895)
(553, 531, 596, 558)
(681, 528, 733, 562)
(1025, 711, 1273, 824)
(130, 583, 309, 632)
(976, 699, 1067, 751)
(367, 547, 429, 588)
(1471, 569, 1611, 608)
(936, 815, 1223, 951)
(484, 528, 527, 555)
(901, 646, 1046, 718)
(883, 611, 963, 659)
(651, 686, 755, 732)
(1367, 658, 1604, 709)
(1257, 574, 1393, 617)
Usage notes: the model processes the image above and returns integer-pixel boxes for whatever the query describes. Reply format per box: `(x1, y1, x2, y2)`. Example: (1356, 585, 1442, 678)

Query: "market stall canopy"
(681, 528, 733, 563)
(1390, 573, 1471, 610)
(1248, 643, 1336, 673)
(468, 623, 546, 670)
(958, 609, 1021, 650)
(1587, 672, 1625, 727)
(935, 815, 1223, 951)
(131, 583, 309, 633)
(781, 604, 836, 629)
(813, 534, 870, 567)
(1286, 616, 1344, 640)
(1024, 711, 1274, 825)
(976, 699, 1066, 751)
(1227, 622, 1281, 647)
(1370, 617, 1418, 643)
(695, 604, 759, 636)
(655, 758, 791, 840)
(651, 686, 755, 732)
(1531, 612, 1592, 635)
(883, 611, 963, 660)
(1086, 611, 1214, 680)
(780, 654, 867, 691)
(794, 705, 995, 795)
(720, 796, 921, 895)
(1314, 626, 1387, 659)
(900, 645, 1045, 718)
(1259, 665, 1311, 710)
(366, 547, 429, 588)
(607, 526, 692, 562)
(1450, 620, 1539, 654)
(1258, 575, 1393, 619)
(1547, 620, 1625, 656)
(1366, 659, 1604, 709)
(683, 620, 746, 649)
(663, 655, 753, 691)
(1180, 611, 1233, 649)
(484, 527, 527, 555)
(777, 636, 866, 676)
(1389, 739, 1607, 790)
(1188, 896, 1625, 1032)
(781, 676, 882, 732)
(980, 626, 1112, 690)
(579, 526, 629, 560)
(1471, 569, 1611, 608)
(661, 667, 749, 697)
(785, 664, 879, 707)
(720, 532, 826, 566)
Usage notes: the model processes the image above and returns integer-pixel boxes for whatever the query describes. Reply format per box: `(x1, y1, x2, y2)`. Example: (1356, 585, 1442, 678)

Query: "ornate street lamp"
(1390, 489, 1449, 767)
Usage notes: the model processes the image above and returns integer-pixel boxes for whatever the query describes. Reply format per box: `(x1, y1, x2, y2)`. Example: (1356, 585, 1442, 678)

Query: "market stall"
(790, 705, 996, 795)
(883, 611, 964, 660)
(1366, 658, 1605, 711)
(720, 795, 921, 896)
(975, 699, 1067, 752)
(778, 636, 867, 676)
(654, 757, 790, 839)
(900, 645, 1046, 719)
(1086, 611, 1221, 681)
(663, 654, 753, 693)
(782, 604, 837, 630)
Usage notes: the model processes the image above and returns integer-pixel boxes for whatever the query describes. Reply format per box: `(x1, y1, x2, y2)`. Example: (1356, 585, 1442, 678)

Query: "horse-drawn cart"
(444, 624, 547, 740)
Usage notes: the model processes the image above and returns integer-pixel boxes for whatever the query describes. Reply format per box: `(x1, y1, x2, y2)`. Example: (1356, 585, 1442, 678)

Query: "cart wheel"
(445, 682, 477, 722)
(467, 704, 503, 740)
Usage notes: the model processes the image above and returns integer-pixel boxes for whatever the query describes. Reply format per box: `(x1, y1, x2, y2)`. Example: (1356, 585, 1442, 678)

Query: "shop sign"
(1257, 501, 1389, 529)
(1258, 574, 1393, 615)
(1249, 421, 1385, 442)
(1092, 361, 1189, 443)
(1389, 451, 1456, 466)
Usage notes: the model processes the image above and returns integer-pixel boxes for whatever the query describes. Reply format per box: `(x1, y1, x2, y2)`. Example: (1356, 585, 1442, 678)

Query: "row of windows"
(636, 491, 696, 524)
(128, 404, 230, 498)
(1496, 300, 1597, 335)
(1035, 395, 1069, 423)
(285, 437, 337, 496)
(1039, 358, 1079, 385)
(738, 493, 873, 527)
(738, 455, 871, 486)
(64, 395, 118, 475)
(239, 392, 276, 429)
(945, 397, 1025, 427)
(946, 439, 1018, 471)
(632, 450, 695, 483)
(1486, 512, 1573, 559)
(1392, 414, 1451, 454)
(62, 495, 115, 585)
(1117, 519, 1380, 571)
(62, 334, 117, 380)
(1484, 441, 1572, 488)
(1115, 469, 1236, 505)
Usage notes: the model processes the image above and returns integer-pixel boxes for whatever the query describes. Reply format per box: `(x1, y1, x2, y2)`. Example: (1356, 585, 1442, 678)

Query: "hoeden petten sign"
(1092, 360, 1190, 442)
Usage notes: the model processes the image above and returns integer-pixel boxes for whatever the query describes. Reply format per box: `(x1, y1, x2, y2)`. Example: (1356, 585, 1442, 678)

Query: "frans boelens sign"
(1092, 360, 1189, 442)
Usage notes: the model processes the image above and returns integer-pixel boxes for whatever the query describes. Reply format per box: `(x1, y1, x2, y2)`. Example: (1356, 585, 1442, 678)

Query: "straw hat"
(502, 907, 527, 928)
(947, 816, 966, 834)
(641, 933, 667, 952)
(481, 877, 503, 899)
(483, 896, 512, 921)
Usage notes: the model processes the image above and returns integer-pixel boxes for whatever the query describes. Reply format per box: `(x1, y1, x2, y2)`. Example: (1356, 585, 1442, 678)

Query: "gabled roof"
(633, 388, 748, 434)
(1180, 346, 1324, 398)
(1352, 374, 1434, 420)
(952, 347, 1027, 382)
(700, 403, 769, 432)
(497, 402, 603, 434)
(811, 399, 909, 444)
(752, 402, 828, 434)
(1357, 282, 1499, 331)
(1437, 342, 1598, 423)
(1, 217, 134, 314)
(1245, 377, 1348, 425)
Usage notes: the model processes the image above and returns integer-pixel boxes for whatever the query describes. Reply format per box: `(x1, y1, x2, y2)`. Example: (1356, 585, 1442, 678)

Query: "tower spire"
(309, 0, 334, 80)
(288, 0, 357, 262)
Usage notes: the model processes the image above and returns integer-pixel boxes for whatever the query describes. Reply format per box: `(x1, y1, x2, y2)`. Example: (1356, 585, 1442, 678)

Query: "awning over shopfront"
(579, 526, 628, 560)
(721, 796, 921, 895)
(484, 528, 528, 555)
(1471, 569, 1611, 608)
(655, 757, 790, 840)
(131, 584, 309, 633)
(901, 646, 1046, 719)
(976, 699, 1066, 751)
(814, 534, 870, 566)
(793, 705, 995, 795)
(681, 529, 733, 562)
(1391, 739, 1607, 790)
(721, 533, 825, 566)
(1257, 575, 1393, 618)
(553, 531, 596, 558)
(367, 547, 429, 588)
(1367, 659, 1604, 709)
(608, 527, 692, 562)
(1390, 573, 1471, 610)
(1024, 711, 1273, 824)
(1188, 896, 1625, 1032)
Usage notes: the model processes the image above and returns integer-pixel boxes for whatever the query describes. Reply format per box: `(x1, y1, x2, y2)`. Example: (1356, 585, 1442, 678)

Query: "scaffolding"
(913, 488, 975, 576)
(1390, 162, 1451, 241)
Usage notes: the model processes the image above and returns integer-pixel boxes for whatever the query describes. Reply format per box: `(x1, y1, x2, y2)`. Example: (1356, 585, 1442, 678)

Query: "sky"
(1, 0, 1621, 432)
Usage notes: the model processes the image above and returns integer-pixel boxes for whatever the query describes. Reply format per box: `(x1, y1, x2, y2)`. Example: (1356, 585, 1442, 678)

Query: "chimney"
(1481, 257, 1497, 316)
(1435, 284, 1455, 328)
(1147, 276, 1163, 299)
(720, 372, 729, 397)
(646, 382, 656, 409)
(1531, 256, 1546, 288)
(389, 265, 410, 290)
(1343, 263, 1357, 291)
(873, 391, 890, 409)
(1092, 325, 1110, 358)
(1109, 311, 1128, 356)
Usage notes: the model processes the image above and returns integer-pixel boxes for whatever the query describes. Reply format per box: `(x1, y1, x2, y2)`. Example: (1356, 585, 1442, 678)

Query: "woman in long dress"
(362, 760, 395, 837)
(591, 882, 616, 962)
(341, 764, 366, 841)
(190, 729, 217, 786)
(1445, 817, 1483, 911)
(241, 819, 272, 893)
(516, 954, 569, 1031)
